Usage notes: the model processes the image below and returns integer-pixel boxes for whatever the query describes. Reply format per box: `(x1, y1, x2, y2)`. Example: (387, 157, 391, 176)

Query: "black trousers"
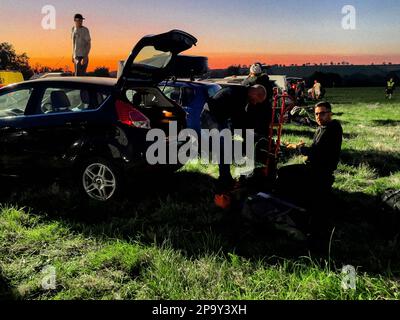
(200, 109, 233, 185)
(277, 164, 334, 207)
(200, 109, 270, 186)
(74, 56, 89, 76)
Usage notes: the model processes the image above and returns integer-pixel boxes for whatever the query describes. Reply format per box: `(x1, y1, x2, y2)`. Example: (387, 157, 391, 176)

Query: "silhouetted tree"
(226, 65, 241, 76)
(0, 42, 33, 79)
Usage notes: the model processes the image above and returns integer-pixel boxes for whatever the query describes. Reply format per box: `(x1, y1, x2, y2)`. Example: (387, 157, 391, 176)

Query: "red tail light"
(115, 100, 151, 129)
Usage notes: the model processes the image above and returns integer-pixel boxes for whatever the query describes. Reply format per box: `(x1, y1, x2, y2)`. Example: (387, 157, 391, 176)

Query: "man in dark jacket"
(241, 63, 275, 180)
(201, 85, 267, 191)
(277, 101, 343, 204)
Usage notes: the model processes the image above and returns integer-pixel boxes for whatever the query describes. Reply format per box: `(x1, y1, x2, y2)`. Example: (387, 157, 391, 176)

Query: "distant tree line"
(308, 71, 400, 88)
(1, 43, 398, 86)
(209, 64, 400, 87)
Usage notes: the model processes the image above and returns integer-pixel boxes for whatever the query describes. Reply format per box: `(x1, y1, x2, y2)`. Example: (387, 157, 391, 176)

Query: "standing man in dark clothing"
(241, 63, 275, 179)
(277, 101, 343, 205)
(295, 80, 306, 105)
(201, 85, 267, 192)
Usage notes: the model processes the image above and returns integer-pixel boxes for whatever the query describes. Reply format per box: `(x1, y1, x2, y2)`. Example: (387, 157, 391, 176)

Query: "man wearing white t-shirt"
(312, 80, 322, 99)
(71, 13, 91, 76)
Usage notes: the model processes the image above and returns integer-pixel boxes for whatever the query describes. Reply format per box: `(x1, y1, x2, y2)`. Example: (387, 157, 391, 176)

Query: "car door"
(23, 84, 111, 172)
(0, 85, 41, 175)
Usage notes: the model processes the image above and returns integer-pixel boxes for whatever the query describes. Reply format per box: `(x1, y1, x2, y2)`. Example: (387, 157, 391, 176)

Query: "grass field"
(1, 87, 400, 300)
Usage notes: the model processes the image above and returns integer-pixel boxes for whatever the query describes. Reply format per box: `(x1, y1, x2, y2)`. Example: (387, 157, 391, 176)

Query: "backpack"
(241, 192, 306, 240)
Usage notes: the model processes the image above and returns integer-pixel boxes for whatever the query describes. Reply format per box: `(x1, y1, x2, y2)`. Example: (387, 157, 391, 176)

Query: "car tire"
(78, 157, 122, 202)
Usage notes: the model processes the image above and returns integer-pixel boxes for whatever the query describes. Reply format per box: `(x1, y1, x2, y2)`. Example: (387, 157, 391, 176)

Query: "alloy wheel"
(82, 163, 117, 201)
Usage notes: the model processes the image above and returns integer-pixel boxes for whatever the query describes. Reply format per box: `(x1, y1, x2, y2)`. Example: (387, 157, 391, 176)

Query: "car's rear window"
(132, 46, 173, 69)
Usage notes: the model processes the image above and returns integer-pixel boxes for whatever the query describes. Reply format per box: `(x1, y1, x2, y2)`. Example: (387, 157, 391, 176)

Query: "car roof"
(22, 77, 118, 87)
(159, 79, 221, 87)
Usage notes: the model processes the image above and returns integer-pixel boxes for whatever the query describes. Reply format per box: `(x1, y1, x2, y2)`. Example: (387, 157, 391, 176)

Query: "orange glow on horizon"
(29, 53, 400, 72)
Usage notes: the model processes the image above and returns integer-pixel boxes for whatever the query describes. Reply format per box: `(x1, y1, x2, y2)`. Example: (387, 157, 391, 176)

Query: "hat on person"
(250, 63, 262, 75)
(74, 13, 85, 20)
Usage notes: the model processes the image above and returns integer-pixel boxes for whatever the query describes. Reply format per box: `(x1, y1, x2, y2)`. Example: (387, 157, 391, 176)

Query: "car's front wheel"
(79, 158, 120, 202)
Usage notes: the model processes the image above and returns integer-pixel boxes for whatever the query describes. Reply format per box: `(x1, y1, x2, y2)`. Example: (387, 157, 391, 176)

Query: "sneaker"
(214, 193, 232, 210)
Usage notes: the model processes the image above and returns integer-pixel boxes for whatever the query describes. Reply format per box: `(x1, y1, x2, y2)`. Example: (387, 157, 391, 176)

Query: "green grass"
(1, 207, 399, 300)
(1, 87, 400, 300)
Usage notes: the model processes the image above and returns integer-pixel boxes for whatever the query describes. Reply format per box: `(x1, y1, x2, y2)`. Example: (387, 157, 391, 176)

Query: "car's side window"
(208, 85, 221, 98)
(40, 88, 108, 114)
(0, 89, 32, 118)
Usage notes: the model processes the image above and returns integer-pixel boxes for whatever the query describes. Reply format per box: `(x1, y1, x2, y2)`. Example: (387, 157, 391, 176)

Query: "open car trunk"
(117, 30, 198, 87)
(116, 30, 198, 137)
(124, 86, 187, 133)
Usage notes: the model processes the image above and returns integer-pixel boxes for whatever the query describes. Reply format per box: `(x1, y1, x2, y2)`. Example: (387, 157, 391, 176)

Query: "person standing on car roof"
(71, 13, 91, 76)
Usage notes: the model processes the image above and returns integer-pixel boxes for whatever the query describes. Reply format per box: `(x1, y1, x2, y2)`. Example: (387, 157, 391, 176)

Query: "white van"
(207, 75, 288, 92)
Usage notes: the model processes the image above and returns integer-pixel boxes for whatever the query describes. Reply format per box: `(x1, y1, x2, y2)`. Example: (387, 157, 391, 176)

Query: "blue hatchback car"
(159, 80, 222, 134)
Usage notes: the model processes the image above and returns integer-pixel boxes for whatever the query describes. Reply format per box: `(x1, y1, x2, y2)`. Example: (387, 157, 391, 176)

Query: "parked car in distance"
(0, 29, 197, 201)
(0, 71, 24, 88)
(159, 79, 221, 134)
(287, 77, 304, 90)
(207, 74, 288, 94)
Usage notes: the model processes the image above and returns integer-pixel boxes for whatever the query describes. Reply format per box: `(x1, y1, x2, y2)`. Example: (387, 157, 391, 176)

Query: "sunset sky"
(1, 0, 400, 71)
